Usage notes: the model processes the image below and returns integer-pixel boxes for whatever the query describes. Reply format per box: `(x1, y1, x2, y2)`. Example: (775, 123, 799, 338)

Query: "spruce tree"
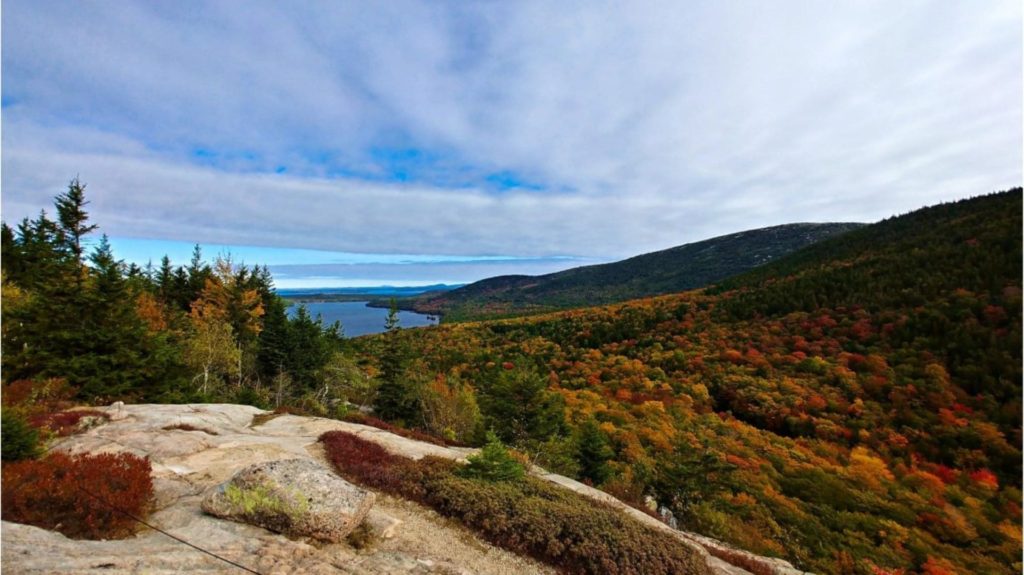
(54, 177, 98, 267)
(575, 417, 614, 485)
(374, 301, 418, 424)
(257, 295, 290, 379)
(479, 363, 565, 444)
(459, 431, 525, 482)
(156, 255, 174, 304)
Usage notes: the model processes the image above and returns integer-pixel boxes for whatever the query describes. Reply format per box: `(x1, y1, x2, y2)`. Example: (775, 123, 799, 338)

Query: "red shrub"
(343, 412, 464, 447)
(2, 379, 76, 413)
(319, 430, 453, 504)
(29, 409, 110, 437)
(2, 451, 153, 539)
(161, 423, 219, 435)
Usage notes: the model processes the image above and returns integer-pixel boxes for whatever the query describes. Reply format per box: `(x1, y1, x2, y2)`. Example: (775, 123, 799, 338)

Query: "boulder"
(363, 508, 403, 540)
(109, 401, 128, 421)
(202, 458, 375, 542)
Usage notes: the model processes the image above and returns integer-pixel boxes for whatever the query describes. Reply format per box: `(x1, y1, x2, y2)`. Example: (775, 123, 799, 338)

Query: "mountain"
(402, 222, 864, 321)
(279, 284, 462, 302)
(354, 188, 1022, 574)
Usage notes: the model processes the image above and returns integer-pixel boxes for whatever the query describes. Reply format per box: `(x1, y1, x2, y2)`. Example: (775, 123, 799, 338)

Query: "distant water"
(286, 301, 438, 337)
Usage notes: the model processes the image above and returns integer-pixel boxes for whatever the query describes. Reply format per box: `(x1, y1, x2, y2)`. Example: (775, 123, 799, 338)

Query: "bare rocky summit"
(1, 403, 811, 574)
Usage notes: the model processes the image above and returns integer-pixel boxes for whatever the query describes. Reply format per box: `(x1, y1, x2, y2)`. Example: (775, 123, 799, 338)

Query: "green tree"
(375, 301, 420, 424)
(284, 305, 339, 392)
(4, 231, 173, 400)
(1, 409, 40, 461)
(479, 364, 565, 445)
(257, 294, 290, 379)
(184, 317, 240, 397)
(652, 435, 737, 522)
(155, 255, 174, 304)
(54, 177, 98, 268)
(575, 417, 614, 485)
(320, 352, 377, 410)
(458, 431, 525, 482)
(76, 235, 165, 398)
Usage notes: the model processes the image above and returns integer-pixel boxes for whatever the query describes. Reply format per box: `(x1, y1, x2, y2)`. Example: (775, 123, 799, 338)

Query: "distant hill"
(280, 284, 461, 303)
(403, 222, 864, 321)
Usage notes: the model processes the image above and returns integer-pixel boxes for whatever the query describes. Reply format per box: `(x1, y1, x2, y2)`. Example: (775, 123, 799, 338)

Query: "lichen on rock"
(202, 458, 374, 542)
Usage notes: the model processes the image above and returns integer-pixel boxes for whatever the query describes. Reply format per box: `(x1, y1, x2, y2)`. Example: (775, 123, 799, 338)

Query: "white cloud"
(2, 0, 1020, 262)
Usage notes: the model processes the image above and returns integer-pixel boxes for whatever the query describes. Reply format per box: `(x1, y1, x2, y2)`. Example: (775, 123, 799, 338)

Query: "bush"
(319, 430, 454, 503)
(234, 386, 271, 409)
(1, 409, 40, 461)
(319, 430, 706, 575)
(2, 378, 76, 410)
(1, 451, 154, 539)
(427, 475, 704, 575)
(29, 409, 110, 437)
(458, 431, 525, 482)
(343, 412, 464, 447)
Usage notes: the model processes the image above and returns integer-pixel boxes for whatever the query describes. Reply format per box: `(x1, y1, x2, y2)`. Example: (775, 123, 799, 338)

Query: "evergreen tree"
(257, 295, 291, 379)
(74, 235, 159, 398)
(171, 266, 191, 310)
(54, 177, 98, 267)
(284, 305, 338, 392)
(374, 301, 419, 424)
(156, 255, 174, 304)
(479, 363, 565, 444)
(575, 417, 614, 485)
(186, 244, 211, 304)
(1, 222, 23, 280)
(10, 212, 71, 289)
(458, 431, 525, 482)
(1, 409, 40, 461)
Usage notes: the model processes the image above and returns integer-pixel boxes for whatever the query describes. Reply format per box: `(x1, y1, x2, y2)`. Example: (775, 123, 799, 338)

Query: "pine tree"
(284, 305, 336, 392)
(374, 301, 419, 424)
(458, 431, 525, 482)
(575, 417, 614, 484)
(480, 363, 565, 444)
(186, 244, 210, 304)
(156, 255, 174, 303)
(54, 177, 98, 268)
(257, 295, 290, 379)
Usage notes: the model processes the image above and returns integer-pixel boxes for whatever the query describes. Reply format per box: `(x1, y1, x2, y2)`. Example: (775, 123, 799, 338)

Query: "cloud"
(267, 258, 595, 289)
(2, 0, 1020, 264)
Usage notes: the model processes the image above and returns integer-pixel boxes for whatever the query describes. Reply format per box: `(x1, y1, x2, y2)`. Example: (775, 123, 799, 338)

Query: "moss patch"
(223, 481, 309, 529)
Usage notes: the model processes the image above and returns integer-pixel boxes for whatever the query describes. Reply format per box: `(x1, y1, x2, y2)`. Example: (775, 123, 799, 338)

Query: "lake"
(286, 301, 438, 337)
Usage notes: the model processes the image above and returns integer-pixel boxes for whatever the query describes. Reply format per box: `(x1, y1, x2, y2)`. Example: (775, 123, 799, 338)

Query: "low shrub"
(319, 430, 454, 503)
(342, 412, 464, 447)
(29, 409, 110, 437)
(234, 386, 271, 410)
(1, 451, 154, 539)
(2, 378, 76, 411)
(319, 430, 706, 575)
(161, 423, 219, 435)
(428, 475, 705, 575)
(1, 409, 40, 461)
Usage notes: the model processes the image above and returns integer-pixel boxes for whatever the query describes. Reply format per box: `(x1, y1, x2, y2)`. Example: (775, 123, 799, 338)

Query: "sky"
(2, 1, 1021, 288)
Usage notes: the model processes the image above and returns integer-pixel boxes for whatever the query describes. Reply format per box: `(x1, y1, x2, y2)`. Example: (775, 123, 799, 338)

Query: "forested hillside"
(402, 222, 863, 321)
(353, 189, 1022, 574)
